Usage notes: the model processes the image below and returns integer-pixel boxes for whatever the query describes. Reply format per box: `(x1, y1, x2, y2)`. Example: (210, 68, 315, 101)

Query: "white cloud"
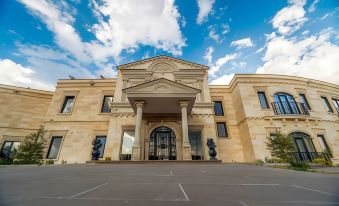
(230, 37, 255, 49)
(257, 28, 339, 85)
(19, 0, 186, 65)
(91, 0, 186, 57)
(308, 0, 320, 13)
(209, 53, 237, 77)
(19, 0, 90, 63)
(196, 0, 215, 24)
(210, 73, 235, 85)
(208, 25, 221, 43)
(0, 59, 54, 91)
(203, 46, 214, 65)
(271, 0, 307, 35)
(222, 24, 230, 34)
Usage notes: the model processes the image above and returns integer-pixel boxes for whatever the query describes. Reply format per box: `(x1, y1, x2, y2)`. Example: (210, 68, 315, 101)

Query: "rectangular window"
(214, 101, 224, 116)
(94, 136, 107, 158)
(46, 137, 62, 159)
(317, 135, 332, 157)
(189, 131, 203, 160)
(1, 141, 20, 159)
(60, 96, 75, 113)
(216, 122, 228, 138)
(257, 92, 269, 109)
(120, 130, 135, 160)
(332, 98, 339, 113)
(321, 96, 333, 113)
(101, 96, 113, 113)
(299, 94, 311, 110)
(269, 133, 277, 140)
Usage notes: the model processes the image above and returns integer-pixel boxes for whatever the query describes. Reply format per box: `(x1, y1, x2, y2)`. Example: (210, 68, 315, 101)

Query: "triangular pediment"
(123, 78, 201, 94)
(117, 55, 208, 70)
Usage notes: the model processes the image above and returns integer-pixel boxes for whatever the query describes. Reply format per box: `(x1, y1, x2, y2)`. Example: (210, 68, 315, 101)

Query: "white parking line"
(170, 170, 173, 175)
(290, 185, 339, 197)
(178, 183, 189, 201)
(69, 182, 109, 198)
(239, 200, 249, 206)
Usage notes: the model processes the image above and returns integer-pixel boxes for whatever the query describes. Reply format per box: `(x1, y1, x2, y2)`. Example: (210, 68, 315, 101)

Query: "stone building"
(1, 56, 338, 164)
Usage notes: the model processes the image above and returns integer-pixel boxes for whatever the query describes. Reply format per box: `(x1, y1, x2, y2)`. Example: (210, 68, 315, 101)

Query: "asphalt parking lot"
(0, 163, 339, 206)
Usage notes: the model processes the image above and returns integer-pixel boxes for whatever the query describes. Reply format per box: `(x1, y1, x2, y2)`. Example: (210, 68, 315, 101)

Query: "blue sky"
(0, 0, 338, 90)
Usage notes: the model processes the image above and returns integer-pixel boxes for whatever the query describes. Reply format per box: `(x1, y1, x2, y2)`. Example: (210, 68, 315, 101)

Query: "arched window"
(290, 132, 316, 162)
(273, 93, 301, 115)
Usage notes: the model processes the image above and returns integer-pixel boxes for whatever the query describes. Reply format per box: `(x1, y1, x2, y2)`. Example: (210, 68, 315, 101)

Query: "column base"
(131, 146, 141, 161)
(182, 146, 192, 160)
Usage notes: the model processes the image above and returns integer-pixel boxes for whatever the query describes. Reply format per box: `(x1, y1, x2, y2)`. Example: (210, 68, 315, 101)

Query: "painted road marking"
(69, 182, 109, 198)
(290, 185, 339, 197)
(178, 183, 189, 201)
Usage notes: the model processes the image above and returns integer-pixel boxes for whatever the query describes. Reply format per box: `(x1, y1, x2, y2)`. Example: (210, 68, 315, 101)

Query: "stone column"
(132, 101, 144, 160)
(180, 101, 192, 160)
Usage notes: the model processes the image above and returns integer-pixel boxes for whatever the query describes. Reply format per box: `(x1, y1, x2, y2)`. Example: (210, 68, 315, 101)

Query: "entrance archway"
(149, 126, 176, 160)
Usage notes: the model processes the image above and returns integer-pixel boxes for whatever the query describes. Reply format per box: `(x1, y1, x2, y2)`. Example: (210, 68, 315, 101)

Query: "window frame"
(332, 98, 339, 113)
(257, 91, 270, 109)
(299, 93, 311, 110)
(46, 136, 63, 159)
(317, 134, 332, 157)
(120, 130, 135, 160)
(213, 101, 224, 116)
(321, 96, 333, 113)
(1, 141, 20, 156)
(216, 122, 228, 138)
(60, 96, 75, 114)
(101, 95, 113, 113)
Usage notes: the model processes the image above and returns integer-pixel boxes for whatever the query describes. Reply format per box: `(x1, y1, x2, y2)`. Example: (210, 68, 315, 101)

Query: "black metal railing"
(271, 102, 309, 116)
(289, 152, 331, 163)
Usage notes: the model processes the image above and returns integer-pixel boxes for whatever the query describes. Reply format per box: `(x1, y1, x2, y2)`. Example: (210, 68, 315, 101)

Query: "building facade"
(1, 56, 339, 164)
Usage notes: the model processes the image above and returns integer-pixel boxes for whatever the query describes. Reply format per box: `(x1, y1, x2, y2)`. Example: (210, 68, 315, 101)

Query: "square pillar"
(180, 101, 192, 160)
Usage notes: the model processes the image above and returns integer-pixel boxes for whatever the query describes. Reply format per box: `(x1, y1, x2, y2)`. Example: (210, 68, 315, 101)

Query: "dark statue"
(91, 138, 102, 160)
(206, 138, 217, 160)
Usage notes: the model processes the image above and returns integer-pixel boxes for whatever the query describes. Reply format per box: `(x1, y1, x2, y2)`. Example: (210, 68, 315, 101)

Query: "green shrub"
(290, 162, 310, 171)
(255, 159, 264, 166)
(313, 158, 331, 166)
(266, 131, 295, 162)
(0, 158, 13, 165)
(105, 157, 111, 161)
(44, 160, 54, 165)
(61, 160, 67, 164)
(13, 160, 40, 165)
(15, 126, 47, 164)
(265, 157, 285, 163)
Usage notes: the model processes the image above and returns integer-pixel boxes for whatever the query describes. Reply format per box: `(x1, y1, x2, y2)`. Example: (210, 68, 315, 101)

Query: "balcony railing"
(271, 102, 309, 116)
(289, 152, 331, 163)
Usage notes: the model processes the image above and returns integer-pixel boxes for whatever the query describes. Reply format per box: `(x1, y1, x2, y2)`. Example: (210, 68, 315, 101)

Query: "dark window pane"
(216, 122, 228, 137)
(317, 135, 332, 157)
(270, 133, 277, 140)
(321, 96, 333, 112)
(332, 99, 339, 113)
(299, 94, 311, 110)
(101, 96, 113, 113)
(46, 137, 62, 159)
(257, 92, 269, 109)
(61, 96, 75, 113)
(1, 141, 20, 159)
(214, 101, 224, 116)
(189, 131, 202, 160)
(95, 136, 106, 158)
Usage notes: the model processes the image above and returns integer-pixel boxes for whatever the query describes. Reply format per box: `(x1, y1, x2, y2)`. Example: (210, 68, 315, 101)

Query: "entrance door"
(149, 127, 176, 160)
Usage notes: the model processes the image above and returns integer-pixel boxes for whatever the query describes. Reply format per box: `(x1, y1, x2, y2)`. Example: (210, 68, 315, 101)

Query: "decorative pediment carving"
(123, 78, 201, 94)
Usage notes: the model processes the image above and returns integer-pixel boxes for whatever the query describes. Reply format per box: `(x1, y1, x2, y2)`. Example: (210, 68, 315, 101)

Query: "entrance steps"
(86, 160, 222, 164)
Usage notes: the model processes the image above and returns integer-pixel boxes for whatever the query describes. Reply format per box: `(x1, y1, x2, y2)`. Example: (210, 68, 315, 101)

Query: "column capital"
(179, 101, 190, 108)
(135, 101, 145, 108)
